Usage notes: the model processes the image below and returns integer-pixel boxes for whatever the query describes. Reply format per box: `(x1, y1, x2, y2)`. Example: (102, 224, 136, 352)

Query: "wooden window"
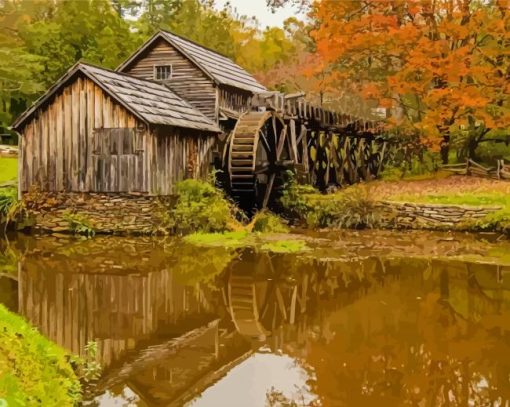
(154, 65, 172, 81)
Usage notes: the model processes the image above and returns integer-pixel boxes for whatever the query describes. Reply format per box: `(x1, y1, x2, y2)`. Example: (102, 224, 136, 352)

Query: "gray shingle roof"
(118, 31, 267, 94)
(159, 31, 267, 94)
(12, 62, 221, 133)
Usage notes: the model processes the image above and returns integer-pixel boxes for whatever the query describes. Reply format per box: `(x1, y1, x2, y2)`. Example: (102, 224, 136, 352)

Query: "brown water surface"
(1, 230, 510, 406)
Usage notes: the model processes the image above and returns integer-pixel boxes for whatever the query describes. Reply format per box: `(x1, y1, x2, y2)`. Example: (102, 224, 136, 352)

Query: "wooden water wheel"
(225, 111, 293, 210)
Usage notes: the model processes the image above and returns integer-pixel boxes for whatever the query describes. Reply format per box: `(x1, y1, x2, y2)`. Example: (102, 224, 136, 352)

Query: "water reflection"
(1, 233, 510, 406)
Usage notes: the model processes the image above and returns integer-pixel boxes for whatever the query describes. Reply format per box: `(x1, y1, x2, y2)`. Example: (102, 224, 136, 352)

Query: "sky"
(214, 0, 304, 28)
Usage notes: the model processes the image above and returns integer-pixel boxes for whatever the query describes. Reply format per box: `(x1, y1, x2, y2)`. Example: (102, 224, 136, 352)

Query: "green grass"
(183, 231, 250, 248)
(0, 157, 17, 184)
(183, 231, 310, 253)
(0, 304, 81, 405)
(390, 191, 510, 207)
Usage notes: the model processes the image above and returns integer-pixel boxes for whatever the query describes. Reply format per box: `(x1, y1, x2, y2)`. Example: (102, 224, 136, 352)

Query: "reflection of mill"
(224, 252, 309, 341)
(4, 236, 510, 406)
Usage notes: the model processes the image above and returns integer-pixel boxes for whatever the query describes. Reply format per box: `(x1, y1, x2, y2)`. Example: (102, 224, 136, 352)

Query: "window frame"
(153, 64, 172, 81)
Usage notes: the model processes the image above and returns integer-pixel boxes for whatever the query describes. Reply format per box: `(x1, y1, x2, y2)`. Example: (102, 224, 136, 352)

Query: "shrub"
(63, 212, 95, 237)
(0, 304, 82, 405)
(280, 173, 382, 230)
(0, 187, 17, 216)
(468, 207, 510, 235)
(381, 150, 440, 180)
(169, 179, 240, 234)
(250, 210, 289, 233)
(0, 187, 24, 222)
(280, 172, 319, 222)
(331, 186, 382, 229)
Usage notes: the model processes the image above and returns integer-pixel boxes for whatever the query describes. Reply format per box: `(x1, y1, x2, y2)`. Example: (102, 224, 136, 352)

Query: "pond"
(1, 230, 510, 406)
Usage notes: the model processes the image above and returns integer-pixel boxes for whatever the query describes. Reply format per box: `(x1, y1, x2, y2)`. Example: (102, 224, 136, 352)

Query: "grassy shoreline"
(280, 174, 510, 235)
(0, 304, 82, 405)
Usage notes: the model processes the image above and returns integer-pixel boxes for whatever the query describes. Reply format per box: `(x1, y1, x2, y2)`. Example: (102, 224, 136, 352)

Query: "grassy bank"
(381, 176, 510, 234)
(0, 157, 17, 184)
(0, 304, 81, 405)
(280, 173, 510, 234)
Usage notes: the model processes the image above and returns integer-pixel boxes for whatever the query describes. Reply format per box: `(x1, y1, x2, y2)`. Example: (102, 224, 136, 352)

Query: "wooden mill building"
(12, 30, 267, 197)
(12, 29, 385, 232)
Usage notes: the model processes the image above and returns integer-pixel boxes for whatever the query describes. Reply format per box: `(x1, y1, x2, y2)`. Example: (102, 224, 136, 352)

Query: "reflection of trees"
(221, 254, 510, 406)
(303, 260, 510, 406)
(5, 235, 510, 406)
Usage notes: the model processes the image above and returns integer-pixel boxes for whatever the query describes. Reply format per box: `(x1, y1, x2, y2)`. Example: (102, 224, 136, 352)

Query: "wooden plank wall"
(20, 76, 147, 193)
(147, 127, 216, 195)
(121, 38, 218, 121)
(218, 86, 252, 114)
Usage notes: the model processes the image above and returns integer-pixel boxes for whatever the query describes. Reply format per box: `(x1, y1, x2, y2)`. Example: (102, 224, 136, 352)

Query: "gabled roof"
(117, 30, 268, 94)
(12, 62, 221, 133)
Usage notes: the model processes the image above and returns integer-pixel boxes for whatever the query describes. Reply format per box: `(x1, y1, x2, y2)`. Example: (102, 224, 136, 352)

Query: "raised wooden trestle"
(223, 92, 386, 210)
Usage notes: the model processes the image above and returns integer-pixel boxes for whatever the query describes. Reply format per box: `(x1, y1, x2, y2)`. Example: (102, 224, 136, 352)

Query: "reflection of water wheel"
(226, 111, 293, 211)
(223, 254, 295, 339)
(227, 272, 271, 338)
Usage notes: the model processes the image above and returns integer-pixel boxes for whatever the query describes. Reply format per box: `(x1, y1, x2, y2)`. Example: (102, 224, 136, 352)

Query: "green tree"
(19, 0, 138, 86)
(0, 1, 44, 130)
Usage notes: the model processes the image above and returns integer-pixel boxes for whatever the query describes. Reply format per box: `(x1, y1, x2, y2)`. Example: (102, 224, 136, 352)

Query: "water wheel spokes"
(227, 111, 293, 211)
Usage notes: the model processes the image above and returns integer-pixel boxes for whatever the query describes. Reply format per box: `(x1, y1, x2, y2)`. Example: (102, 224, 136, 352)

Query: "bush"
(0, 187, 25, 229)
(250, 210, 289, 233)
(169, 179, 240, 234)
(331, 186, 382, 229)
(63, 212, 95, 237)
(280, 174, 382, 230)
(380, 151, 440, 181)
(280, 172, 319, 221)
(0, 304, 82, 405)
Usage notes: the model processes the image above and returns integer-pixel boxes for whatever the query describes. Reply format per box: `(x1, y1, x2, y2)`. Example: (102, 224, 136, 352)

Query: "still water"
(1, 230, 510, 406)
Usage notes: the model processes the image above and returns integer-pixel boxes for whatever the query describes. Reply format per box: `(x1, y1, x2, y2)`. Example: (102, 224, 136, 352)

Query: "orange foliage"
(309, 0, 510, 145)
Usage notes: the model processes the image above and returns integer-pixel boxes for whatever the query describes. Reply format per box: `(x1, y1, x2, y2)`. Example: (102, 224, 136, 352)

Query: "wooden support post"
(289, 119, 298, 163)
(300, 124, 309, 176)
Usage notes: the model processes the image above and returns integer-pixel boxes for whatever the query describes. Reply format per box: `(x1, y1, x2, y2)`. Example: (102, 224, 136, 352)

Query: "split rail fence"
(442, 159, 510, 180)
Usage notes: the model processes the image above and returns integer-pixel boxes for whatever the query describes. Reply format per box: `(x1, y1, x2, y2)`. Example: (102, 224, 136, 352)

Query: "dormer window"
(154, 64, 172, 81)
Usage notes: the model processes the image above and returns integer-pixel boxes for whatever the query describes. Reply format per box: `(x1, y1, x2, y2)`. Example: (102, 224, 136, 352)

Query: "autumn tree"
(304, 0, 510, 163)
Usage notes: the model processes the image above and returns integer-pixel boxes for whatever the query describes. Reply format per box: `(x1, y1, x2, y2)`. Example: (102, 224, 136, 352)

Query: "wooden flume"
(223, 92, 387, 210)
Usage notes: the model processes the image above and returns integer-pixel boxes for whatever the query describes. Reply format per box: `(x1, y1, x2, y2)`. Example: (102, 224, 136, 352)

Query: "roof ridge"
(160, 29, 232, 59)
(116, 30, 267, 94)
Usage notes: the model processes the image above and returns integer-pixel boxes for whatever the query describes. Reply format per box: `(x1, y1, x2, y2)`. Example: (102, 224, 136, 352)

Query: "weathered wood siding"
(219, 85, 253, 114)
(20, 74, 215, 195)
(147, 126, 216, 195)
(121, 38, 218, 121)
(20, 75, 149, 193)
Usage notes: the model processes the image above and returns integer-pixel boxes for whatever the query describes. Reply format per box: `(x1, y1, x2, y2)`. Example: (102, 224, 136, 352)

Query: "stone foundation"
(377, 201, 501, 230)
(24, 192, 175, 234)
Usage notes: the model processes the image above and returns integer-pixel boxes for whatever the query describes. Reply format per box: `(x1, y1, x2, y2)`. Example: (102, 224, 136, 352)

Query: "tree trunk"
(467, 137, 479, 161)
(440, 134, 450, 164)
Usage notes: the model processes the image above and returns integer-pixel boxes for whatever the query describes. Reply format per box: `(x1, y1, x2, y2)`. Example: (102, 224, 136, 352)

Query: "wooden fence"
(441, 159, 510, 180)
(0, 144, 18, 158)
